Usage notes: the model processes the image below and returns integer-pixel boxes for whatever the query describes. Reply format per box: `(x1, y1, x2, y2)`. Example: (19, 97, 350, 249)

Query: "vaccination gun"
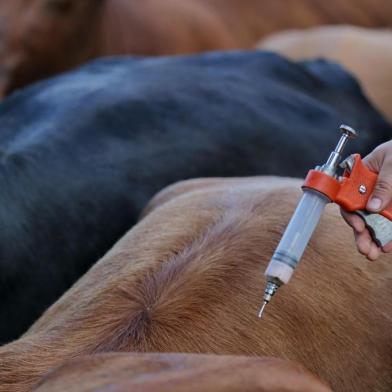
(259, 125, 392, 317)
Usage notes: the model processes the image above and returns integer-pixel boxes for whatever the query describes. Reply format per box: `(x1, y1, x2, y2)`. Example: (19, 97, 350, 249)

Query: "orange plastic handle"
(303, 154, 392, 221)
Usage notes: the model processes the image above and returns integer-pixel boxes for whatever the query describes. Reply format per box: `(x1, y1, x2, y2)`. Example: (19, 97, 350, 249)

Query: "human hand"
(341, 140, 392, 260)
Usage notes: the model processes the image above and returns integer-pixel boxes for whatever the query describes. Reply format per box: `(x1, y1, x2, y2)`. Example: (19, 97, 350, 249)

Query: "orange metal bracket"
(303, 154, 392, 221)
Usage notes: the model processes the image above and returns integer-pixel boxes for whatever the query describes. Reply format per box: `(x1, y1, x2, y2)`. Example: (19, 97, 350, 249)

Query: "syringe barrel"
(265, 189, 329, 284)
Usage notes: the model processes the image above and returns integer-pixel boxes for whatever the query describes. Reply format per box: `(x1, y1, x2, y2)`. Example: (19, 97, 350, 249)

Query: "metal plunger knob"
(323, 125, 359, 174)
(335, 124, 358, 155)
(340, 124, 358, 140)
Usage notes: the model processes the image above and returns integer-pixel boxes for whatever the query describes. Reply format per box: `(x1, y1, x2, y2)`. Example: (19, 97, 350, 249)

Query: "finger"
(363, 145, 392, 212)
(362, 146, 383, 173)
(367, 242, 382, 261)
(382, 241, 392, 253)
(354, 230, 382, 260)
(354, 230, 372, 256)
(340, 209, 366, 233)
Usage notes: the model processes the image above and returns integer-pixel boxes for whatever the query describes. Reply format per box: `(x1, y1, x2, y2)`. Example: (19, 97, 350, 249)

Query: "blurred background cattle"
(1, 0, 392, 96)
(260, 26, 392, 122)
(0, 0, 392, 391)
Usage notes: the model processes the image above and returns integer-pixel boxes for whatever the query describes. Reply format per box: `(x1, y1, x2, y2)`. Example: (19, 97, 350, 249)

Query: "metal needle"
(258, 301, 268, 318)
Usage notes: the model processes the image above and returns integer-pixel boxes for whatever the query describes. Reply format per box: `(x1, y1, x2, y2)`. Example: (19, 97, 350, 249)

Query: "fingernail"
(367, 197, 382, 211)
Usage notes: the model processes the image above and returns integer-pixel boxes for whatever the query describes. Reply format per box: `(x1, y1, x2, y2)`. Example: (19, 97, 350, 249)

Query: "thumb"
(363, 143, 392, 212)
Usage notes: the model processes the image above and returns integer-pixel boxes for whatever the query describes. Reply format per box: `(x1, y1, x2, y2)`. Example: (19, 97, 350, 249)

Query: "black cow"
(0, 51, 390, 343)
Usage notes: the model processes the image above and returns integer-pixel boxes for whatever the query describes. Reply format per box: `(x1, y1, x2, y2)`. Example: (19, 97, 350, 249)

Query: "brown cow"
(0, 176, 391, 392)
(259, 26, 392, 122)
(2, 0, 392, 96)
(32, 353, 332, 392)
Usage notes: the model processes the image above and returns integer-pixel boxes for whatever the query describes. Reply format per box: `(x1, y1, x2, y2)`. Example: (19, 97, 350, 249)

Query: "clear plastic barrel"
(265, 189, 329, 284)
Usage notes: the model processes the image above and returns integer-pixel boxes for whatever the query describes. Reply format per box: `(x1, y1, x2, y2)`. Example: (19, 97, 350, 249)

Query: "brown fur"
(2, 0, 392, 95)
(33, 352, 331, 392)
(0, 176, 391, 392)
(259, 25, 392, 122)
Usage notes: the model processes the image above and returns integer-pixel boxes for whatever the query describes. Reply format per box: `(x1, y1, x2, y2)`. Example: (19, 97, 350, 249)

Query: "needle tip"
(258, 301, 268, 318)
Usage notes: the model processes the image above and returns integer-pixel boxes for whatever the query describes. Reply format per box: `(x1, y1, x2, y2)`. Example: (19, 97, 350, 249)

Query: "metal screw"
(359, 185, 367, 194)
